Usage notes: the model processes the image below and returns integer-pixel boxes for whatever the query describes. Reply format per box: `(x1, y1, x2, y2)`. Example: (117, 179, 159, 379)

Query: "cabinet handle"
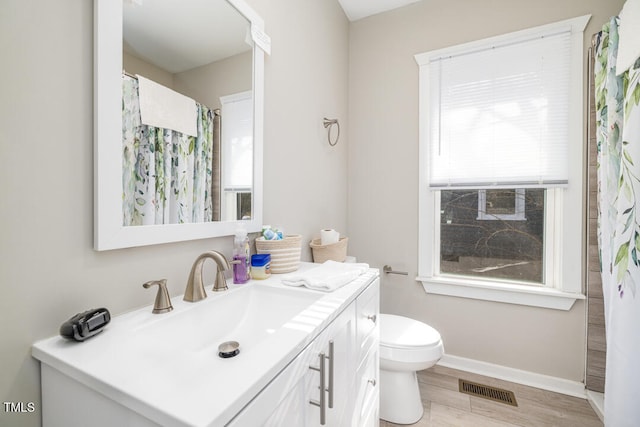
(328, 340, 334, 409)
(368, 378, 377, 387)
(367, 314, 377, 324)
(309, 352, 327, 425)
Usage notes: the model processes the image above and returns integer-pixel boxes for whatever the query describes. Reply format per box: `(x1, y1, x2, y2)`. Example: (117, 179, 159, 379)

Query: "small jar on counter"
(251, 254, 271, 280)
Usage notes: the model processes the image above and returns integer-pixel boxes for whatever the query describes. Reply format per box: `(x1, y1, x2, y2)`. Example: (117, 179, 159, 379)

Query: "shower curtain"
(594, 17, 640, 427)
(122, 75, 215, 226)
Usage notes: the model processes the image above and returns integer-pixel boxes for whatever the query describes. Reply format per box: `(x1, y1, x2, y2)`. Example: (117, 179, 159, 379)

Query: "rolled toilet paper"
(320, 229, 340, 245)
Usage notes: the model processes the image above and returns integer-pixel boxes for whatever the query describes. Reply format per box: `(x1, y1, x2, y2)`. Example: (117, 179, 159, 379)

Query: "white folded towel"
(282, 260, 370, 292)
(137, 75, 198, 136)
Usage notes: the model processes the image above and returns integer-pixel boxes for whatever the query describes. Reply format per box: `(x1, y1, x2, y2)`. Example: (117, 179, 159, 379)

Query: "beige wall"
(123, 51, 175, 89)
(249, 0, 350, 261)
(175, 51, 253, 109)
(0, 1, 348, 426)
(347, 0, 624, 381)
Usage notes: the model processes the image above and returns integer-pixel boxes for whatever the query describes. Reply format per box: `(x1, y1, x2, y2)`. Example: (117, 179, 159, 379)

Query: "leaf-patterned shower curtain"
(122, 75, 213, 226)
(594, 17, 640, 427)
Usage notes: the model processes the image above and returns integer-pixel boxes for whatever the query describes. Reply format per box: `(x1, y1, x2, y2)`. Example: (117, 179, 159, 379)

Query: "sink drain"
(218, 341, 240, 358)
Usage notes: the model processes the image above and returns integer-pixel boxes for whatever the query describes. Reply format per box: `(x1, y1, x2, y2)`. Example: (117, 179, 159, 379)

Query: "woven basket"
(310, 237, 348, 263)
(255, 234, 302, 273)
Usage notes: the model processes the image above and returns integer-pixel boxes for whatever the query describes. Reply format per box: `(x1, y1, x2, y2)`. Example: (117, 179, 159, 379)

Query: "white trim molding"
(586, 390, 605, 422)
(418, 276, 584, 310)
(437, 354, 587, 399)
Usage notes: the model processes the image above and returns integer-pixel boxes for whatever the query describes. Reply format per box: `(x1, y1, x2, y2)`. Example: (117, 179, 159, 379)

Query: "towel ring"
(323, 118, 340, 146)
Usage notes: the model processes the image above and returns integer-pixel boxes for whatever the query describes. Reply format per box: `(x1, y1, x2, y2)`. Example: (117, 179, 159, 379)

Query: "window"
(415, 16, 590, 310)
(442, 188, 543, 283)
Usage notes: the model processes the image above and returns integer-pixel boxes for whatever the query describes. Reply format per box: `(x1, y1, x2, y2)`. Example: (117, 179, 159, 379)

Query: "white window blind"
(221, 91, 253, 189)
(428, 30, 571, 189)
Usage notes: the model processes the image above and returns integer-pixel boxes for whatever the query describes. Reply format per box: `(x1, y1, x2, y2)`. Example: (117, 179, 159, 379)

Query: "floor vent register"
(458, 379, 518, 407)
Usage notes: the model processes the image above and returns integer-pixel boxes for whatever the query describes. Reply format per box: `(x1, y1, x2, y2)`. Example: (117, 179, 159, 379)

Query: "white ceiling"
(338, 0, 422, 21)
(123, 0, 251, 74)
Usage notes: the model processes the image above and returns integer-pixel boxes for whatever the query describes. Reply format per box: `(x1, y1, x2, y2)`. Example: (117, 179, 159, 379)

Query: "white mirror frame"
(94, 0, 264, 251)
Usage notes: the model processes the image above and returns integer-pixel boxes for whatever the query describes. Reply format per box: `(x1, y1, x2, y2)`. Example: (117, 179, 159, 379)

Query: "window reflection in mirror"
(220, 91, 253, 221)
(122, 0, 253, 226)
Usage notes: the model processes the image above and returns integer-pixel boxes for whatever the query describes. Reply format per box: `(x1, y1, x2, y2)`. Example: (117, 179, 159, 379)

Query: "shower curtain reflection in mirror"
(122, 74, 219, 226)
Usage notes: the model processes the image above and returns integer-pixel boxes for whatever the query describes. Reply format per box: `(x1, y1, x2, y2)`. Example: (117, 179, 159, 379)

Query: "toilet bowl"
(379, 314, 444, 425)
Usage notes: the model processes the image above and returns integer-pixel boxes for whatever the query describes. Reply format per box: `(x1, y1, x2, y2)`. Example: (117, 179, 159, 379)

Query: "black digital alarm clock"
(60, 308, 111, 342)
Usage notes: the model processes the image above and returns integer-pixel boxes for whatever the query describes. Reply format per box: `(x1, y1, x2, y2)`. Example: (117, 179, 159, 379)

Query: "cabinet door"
(351, 348, 379, 427)
(226, 345, 312, 427)
(326, 305, 356, 426)
(306, 304, 356, 427)
(356, 278, 380, 364)
(260, 376, 308, 427)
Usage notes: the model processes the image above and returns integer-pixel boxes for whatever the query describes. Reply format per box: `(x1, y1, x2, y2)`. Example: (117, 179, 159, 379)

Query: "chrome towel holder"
(323, 117, 340, 146)
(383, 265, 409, 275)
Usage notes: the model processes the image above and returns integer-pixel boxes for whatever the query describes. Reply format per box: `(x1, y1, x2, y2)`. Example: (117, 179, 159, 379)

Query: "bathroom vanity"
(32, 263, 379, 426)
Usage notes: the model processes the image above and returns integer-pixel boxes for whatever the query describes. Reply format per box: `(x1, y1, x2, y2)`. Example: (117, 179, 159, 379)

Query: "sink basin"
(132, 283, 323, 357)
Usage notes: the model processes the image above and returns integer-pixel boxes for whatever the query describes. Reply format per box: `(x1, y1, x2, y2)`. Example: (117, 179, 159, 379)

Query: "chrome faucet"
(184, 250, 231, 302)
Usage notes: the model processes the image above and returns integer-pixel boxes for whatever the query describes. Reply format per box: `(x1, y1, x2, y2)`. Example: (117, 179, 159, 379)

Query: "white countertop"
(32, 262, 379, 427)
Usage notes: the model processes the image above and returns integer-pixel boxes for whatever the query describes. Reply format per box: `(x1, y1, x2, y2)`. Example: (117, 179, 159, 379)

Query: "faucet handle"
(213, 269, 229, 292)
(143, 279, 173, 314)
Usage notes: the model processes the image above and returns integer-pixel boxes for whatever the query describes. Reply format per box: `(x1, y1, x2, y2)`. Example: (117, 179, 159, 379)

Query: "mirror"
(94, 0, 264, 250)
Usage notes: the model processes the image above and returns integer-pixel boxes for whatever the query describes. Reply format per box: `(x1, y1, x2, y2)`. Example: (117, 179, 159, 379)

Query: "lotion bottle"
(233, 226, 250, 284)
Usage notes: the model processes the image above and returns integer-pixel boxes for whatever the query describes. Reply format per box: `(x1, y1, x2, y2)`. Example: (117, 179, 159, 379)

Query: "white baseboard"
(586, 390, 605, 422)
(437, 354, 587, 399)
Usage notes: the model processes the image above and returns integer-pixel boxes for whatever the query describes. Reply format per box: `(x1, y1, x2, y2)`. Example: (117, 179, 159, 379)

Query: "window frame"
(415, 16, 590, 310)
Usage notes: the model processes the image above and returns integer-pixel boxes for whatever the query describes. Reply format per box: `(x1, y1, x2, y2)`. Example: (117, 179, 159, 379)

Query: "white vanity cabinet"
(228, 278, 379, 426)
(33, 265, 379, 427)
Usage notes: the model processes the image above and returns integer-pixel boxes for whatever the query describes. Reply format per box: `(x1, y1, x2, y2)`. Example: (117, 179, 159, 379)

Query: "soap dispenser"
(232, 226, 251, 284)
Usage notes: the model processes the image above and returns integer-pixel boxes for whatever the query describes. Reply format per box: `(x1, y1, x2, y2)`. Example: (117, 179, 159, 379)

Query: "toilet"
(379, 314, 444, 424)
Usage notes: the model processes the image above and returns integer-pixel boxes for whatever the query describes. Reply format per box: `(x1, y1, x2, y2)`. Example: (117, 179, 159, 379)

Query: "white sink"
(133, 284, 323, 356)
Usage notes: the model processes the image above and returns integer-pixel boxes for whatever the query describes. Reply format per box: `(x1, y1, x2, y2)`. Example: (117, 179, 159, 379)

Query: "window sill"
(417, 276, 584, 310)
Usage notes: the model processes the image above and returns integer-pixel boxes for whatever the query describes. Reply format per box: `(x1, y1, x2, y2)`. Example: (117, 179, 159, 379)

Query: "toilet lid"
(380, 314, 441, 349)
